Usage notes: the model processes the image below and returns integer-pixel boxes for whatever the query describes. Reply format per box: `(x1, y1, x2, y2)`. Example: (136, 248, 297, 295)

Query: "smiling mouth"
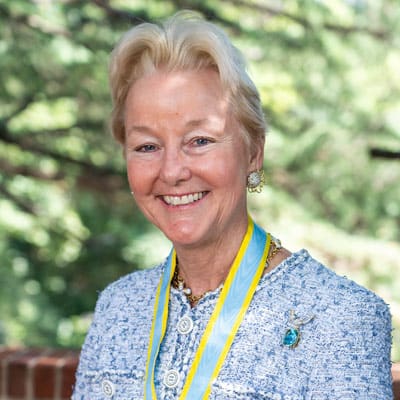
(162, 192, 207, 206)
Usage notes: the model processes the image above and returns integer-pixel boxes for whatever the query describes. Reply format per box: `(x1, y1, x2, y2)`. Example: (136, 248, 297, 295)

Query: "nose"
(159, 147, 191, 186)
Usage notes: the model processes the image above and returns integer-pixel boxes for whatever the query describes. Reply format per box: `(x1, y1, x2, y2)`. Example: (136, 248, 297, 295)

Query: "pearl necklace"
(171, 237, 282, 304)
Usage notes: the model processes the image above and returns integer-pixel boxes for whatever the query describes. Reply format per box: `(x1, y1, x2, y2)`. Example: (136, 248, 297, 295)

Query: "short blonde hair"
(109, 11, 266, 150)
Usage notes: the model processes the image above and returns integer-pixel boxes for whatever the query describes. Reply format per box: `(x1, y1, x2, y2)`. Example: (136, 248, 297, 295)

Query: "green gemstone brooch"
(282, 309, 315, 349)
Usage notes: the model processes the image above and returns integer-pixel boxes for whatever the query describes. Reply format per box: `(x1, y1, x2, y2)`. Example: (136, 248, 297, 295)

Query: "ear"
(248, 136, 265, 173)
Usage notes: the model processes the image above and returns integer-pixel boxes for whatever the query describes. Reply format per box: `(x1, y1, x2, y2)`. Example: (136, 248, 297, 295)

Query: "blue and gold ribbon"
(145, 217, 271, 399)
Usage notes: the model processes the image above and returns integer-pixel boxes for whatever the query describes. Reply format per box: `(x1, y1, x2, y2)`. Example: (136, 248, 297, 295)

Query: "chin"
(166, 232, 200, 247)
(163, 226, 208, 248)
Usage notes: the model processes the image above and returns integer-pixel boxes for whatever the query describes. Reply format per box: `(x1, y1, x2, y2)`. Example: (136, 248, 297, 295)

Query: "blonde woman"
(73, 12, 392, 399)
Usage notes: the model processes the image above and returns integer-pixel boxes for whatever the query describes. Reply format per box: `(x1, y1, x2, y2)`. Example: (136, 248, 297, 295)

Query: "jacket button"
(102, 379, 115, 397)
(177, 315, 194, 334)
(163, 369, 180, 388)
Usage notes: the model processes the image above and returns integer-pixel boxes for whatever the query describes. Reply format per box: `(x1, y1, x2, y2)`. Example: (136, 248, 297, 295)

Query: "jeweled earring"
(247, 169, 265, 193)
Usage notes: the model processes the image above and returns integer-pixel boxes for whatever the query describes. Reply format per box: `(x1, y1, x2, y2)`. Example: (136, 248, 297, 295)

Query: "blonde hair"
(109, 11, 266, 150)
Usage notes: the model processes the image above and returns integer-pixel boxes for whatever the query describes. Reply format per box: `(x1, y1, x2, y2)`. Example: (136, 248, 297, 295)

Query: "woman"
(73, 12, 392, 399)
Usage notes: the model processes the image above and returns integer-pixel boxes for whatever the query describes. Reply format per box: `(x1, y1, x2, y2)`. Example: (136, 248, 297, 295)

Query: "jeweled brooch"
(282, 309, 315, 349)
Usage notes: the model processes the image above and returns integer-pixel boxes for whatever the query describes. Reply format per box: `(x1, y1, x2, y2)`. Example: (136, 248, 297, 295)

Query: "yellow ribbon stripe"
(203, 232, 270, 398)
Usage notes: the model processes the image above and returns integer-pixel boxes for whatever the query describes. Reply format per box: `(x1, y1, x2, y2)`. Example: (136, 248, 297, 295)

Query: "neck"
(174, 221, 248, 297)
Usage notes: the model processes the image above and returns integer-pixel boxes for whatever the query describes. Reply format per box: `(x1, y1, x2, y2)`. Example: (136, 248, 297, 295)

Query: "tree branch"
(0, 126, 121, 177)
(222, 0, 389, 40)
(0, 182, 36, 215)
(171, 0, 242, 32)
(92, 0, 151, 24)
(1, 95, 35, 124)
(0, 180, 85, 243)
(369, 147, 400, 160)
(0, 3, 70, 37)
(0, 158, 65, 181)
(0, 123, 127, 193)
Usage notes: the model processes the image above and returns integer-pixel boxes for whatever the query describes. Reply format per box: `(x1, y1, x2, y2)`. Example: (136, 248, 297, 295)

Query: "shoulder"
(285, 251, 393, 394)
(93, 261, 165, 315)
(104, 261, 164, 295)
(282, 249, 390, 313)
(264, 249, 391, 342)
(72, 264, 163, 399)
(286, 250, 391, 354)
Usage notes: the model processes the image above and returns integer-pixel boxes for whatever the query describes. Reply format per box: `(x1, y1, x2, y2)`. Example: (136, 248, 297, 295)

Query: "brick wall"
(394, 363, 400, 400)
(0, 348, 79, 400)
(1, 347, 400, 399)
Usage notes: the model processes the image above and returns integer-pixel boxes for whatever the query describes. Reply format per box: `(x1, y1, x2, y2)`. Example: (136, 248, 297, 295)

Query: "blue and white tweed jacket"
(72, 250, 393, 399)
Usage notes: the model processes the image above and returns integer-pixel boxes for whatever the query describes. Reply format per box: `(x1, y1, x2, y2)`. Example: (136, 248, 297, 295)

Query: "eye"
(135, 144, 157, 152)
(192, 137, 213, 147)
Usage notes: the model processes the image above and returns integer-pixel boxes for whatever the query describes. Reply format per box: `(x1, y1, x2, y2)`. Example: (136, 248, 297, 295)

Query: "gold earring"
(247, 169, 265, 193)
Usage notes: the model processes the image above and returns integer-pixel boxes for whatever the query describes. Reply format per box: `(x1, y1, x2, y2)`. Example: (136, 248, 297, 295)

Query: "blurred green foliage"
(0, 0, 399, 360)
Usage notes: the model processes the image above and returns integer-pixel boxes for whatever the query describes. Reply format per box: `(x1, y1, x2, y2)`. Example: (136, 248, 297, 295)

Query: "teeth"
(163, 192, 205, 206)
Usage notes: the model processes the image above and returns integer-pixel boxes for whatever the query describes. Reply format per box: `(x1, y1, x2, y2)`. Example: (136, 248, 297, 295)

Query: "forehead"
(127, 68, 226, 102)
(124, 68, 233, 128)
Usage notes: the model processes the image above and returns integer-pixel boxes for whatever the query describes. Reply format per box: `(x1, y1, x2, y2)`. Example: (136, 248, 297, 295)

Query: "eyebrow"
(127, 118, 209, 135)
(127, 125, 153, 135)
(185, 118, 208, 129)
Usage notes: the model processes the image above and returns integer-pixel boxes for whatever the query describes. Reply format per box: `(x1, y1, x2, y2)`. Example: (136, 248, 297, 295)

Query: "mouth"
(162, 191, 207, 206)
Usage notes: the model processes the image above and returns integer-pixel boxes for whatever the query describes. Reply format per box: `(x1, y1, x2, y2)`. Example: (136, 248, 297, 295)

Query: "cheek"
(204, 156, 248, 189)
(126, 161, 150, 195)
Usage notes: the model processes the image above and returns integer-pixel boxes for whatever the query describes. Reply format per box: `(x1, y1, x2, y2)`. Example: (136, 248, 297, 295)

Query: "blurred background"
(0, 0, 399, 361)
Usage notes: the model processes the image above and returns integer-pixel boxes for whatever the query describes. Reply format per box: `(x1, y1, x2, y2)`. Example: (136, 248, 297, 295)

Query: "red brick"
(6, 348, 44, 398)
(59, 350, 80, 398)
(0, 347, 80, 399)
(0, 347, 21, 395)
(32, 349, 58, 398)
(393, 363, 400, 400)
(1, 347, 399, 399)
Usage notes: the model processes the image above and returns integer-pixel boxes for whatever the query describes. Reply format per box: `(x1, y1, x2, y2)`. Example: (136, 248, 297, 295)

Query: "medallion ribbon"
(144, 217, 271, 399)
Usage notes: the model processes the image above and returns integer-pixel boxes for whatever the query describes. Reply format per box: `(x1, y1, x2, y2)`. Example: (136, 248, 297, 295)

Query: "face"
(124, 68, 263, 249)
